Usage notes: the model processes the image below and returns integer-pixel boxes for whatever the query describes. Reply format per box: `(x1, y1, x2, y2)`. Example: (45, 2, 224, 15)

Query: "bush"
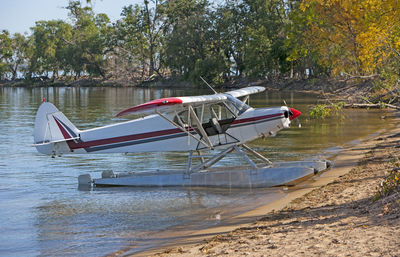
(309, 102, 345, 119)
(374, 166, 400, 201)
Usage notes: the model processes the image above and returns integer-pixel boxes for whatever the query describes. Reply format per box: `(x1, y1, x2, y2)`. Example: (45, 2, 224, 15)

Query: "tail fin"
(33, 102, 80, 155)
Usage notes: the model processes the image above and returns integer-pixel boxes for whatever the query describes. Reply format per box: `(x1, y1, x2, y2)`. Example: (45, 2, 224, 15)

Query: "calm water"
(0, 87, 393, 256)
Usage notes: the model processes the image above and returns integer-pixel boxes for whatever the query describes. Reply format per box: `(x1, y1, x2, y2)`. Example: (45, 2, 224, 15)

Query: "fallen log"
(344, 103, 400, 110)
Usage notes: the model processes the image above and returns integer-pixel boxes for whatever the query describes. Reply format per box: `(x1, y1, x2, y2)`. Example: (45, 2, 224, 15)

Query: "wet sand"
(137, 121, 400, 257)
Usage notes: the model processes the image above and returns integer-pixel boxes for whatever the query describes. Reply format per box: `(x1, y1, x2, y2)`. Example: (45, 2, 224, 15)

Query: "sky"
(0, 0, 141, 34)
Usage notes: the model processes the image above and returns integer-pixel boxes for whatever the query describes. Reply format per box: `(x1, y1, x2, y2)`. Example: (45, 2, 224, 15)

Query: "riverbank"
(0, 76, 369, 91)
(142, 119, 400, 257)
(1, 76, 384, 105)
(2, 76, 387, 108)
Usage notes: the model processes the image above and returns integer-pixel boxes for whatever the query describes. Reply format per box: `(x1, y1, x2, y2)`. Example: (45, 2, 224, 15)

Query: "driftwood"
(342, 72, 379, 81)
(344, 103, 400, 110)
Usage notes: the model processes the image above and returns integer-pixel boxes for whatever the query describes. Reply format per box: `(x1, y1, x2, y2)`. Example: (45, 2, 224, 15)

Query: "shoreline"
(0, 77, 378, 106)
(128, 117, 400, 256)
(0, 77, 382, 106)
(0, 77, 353, 91)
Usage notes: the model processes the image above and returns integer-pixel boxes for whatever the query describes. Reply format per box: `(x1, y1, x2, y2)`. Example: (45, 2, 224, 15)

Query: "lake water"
(0, 86, 394, 256)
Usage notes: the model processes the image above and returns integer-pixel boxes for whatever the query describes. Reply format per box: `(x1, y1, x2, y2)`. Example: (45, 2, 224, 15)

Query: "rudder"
(34, 102, 80, 155)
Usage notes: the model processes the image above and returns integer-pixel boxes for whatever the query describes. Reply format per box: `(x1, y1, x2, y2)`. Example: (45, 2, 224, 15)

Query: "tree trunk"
(344, 103, 400, 110)
(149, 42, 154, 77)
(9, 64, 17, 80)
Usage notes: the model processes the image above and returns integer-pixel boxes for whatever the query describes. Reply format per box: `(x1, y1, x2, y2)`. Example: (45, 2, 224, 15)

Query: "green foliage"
(374, 164, 400, 201)
(66, 1, 112, 78)
(164, 0, 294, 83)
(115, 0, 169, 80)
(309, 104, 331, 119)
(332, 101, 345, 112)
(2, 0, 400, 86)
(213, 1, 247, 77)
(309, 102, 345, 119)
(0, 30, 13, 79)
(30, 20, 67, 76)
(164, 0, 214, 82)
(27, 1, 112, 79)
(241, 0, 290, 78)
(191, 57, 225, 86)
(0, 30, 31, 80)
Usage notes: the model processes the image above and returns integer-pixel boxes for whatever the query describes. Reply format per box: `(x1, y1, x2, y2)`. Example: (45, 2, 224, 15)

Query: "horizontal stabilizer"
(32, 136, 81, 146)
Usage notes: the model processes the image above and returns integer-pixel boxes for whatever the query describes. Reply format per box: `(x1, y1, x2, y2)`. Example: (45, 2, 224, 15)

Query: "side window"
(186, 104, 236, 124)
(173, 102, 239, 134)
(174, 110, 189, 127)
(209, 104, 235, 121)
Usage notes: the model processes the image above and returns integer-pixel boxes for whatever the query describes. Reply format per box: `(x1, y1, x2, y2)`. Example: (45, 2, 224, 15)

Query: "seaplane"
(33, 85, 329, 188)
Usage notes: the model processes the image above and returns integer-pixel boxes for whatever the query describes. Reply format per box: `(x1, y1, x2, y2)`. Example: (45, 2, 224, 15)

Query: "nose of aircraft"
(289, 108, 301, 120)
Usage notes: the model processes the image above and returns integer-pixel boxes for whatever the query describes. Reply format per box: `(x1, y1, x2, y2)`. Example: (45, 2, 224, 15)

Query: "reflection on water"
(0, 87, 394, 256)
(35, 187, 283, 256)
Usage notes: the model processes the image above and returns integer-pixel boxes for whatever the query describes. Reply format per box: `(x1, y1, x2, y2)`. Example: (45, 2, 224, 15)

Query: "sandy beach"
(138, 121, 400, 257)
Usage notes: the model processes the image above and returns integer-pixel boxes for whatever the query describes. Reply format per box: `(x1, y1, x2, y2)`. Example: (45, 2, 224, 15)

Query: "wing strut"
(200, 76, 218, 94)
(188, 105, 214, 149)
(155, 110, 213, 149)
(185, 144, 272, 175)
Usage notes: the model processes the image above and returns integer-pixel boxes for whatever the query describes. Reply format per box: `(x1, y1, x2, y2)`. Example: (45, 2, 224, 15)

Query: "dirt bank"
(146, 123, 400, 257)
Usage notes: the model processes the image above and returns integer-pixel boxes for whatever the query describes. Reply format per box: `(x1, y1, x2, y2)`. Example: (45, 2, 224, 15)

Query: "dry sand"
(143, 126, 400, 257)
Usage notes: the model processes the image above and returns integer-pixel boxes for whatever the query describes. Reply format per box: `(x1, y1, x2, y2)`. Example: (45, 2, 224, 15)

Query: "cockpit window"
(174, 96, 249, 125)
(174, 95, 250, 136)
(225, 95, 250, 116)
(173, 96, 250, 136)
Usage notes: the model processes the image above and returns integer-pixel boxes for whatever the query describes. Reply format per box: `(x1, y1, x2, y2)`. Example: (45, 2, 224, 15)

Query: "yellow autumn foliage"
(299, 0, 400, 76)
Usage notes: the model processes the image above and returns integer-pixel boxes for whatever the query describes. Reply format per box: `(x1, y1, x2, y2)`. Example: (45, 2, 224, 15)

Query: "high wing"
(116, 86, 265, 117)
(115, 86, 265, 150)
(225, 86, 266, 98)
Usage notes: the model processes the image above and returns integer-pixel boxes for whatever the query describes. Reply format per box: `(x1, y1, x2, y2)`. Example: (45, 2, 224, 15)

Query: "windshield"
(225, 95, 251, 116)
(173, 95, 250, 127)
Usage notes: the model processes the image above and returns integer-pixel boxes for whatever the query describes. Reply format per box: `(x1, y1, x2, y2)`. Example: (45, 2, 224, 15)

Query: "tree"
(164, 0, 222, 83)
(65, 0, 112, 78)
(116, 0, 169, 80)
(30, 20, 66, 78)
(241, 0, 290, 78)
(294, 0, 400, 79)
(213, 0, 248, 78)
(0, 30, 13, 79)
(27, 2, 112, 80)
(285, 0, 327, 78)
(9, 33, 30, 80)
(0, 31, 31, 80)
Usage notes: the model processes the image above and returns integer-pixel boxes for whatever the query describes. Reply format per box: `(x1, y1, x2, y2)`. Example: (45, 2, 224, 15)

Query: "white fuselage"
(35, 106, 291, 155)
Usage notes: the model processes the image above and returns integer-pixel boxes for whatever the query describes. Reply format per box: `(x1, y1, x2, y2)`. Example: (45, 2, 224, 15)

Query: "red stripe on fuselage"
(70, 128, 189, 149)
(55, 113, 282, 151)
(232, 113, 282, 125)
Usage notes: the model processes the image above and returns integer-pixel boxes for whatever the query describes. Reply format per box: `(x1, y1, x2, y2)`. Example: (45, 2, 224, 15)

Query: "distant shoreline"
(0, 77, 347, 92)
(0, 77, 377, 106)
